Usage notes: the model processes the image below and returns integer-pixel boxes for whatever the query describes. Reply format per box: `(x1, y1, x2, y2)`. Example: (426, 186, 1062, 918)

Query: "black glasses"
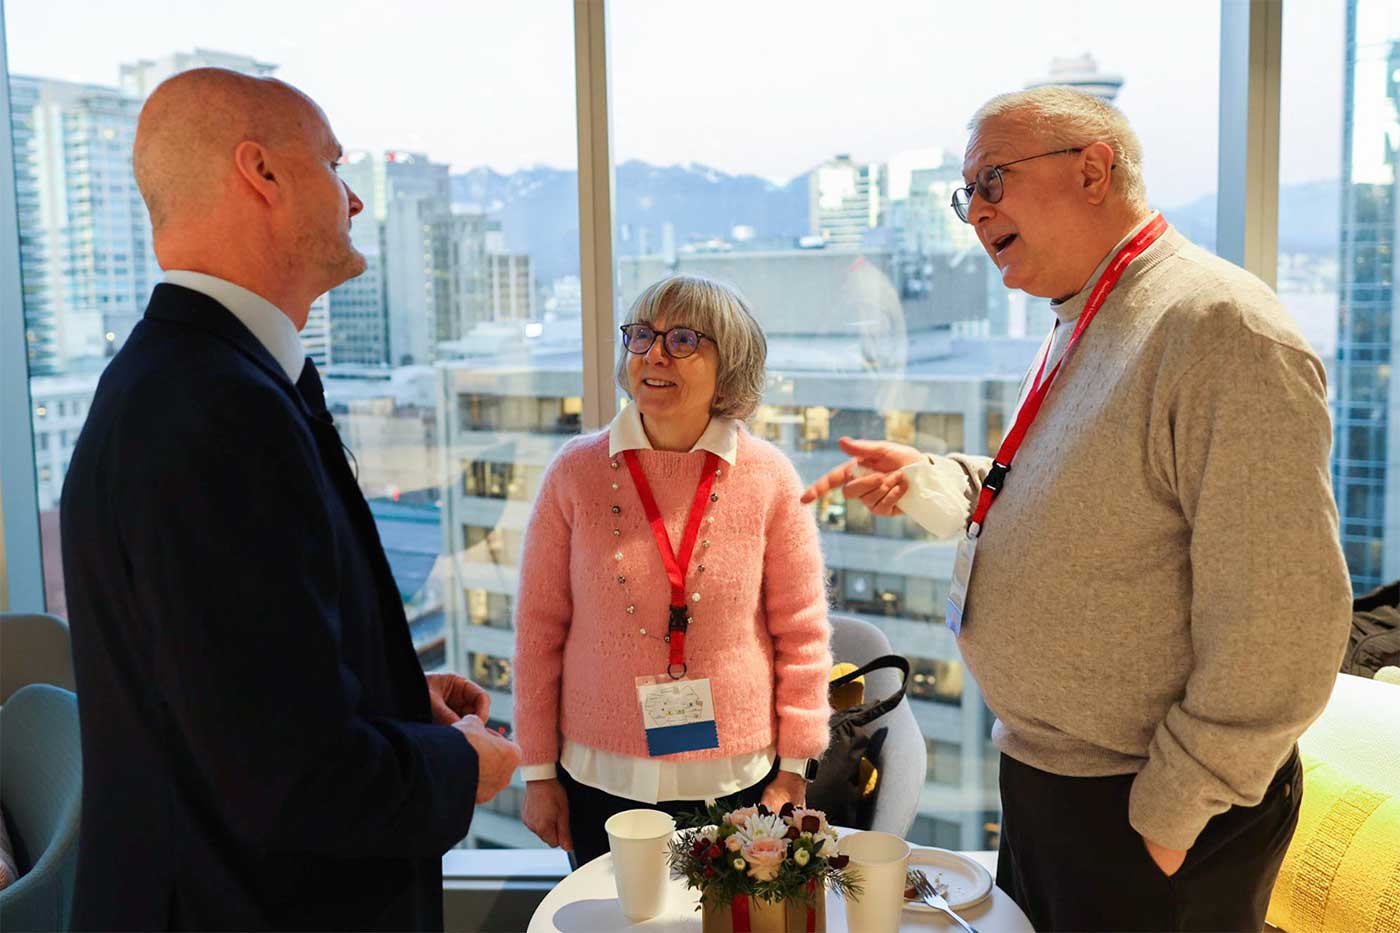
(620, 323, 713, 359)
(950, 148, 1084, 223)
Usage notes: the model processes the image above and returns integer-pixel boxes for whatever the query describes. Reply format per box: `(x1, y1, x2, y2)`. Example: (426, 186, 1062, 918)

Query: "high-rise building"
(118, 48, 276, 99)
(433, 309, 1033, 848)
(487, 251, 534, 321)
(885, 148, 1006, 335)
(1024, 52, 1125, 102)
(9, 75, 150, 372)
(1332, 0, 1400, 590)
(331, 150, 482, 365)
(439, 209, 490, 338)
(303, 293, 332, 367)
(8, 51, 282, 379)
(9, 76, 55, 375)
(327, 261, 389, 366)
(809, 154, 884, 248)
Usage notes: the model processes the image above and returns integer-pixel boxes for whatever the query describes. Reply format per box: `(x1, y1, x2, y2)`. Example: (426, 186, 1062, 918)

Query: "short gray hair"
(616, 274, 767, 420)
(969, 87, 1148, 210)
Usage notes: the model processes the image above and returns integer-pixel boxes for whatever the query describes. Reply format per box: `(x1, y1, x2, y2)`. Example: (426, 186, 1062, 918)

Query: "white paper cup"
(605, 808, 676, 922)
(838, 830, 911, 933)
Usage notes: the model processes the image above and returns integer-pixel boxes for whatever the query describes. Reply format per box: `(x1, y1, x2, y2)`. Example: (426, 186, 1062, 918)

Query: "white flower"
(699, 824, 719, 844)
(734, 812, 788, 847)
(794, 848, 811, 866)
(732, 857, 747, 871)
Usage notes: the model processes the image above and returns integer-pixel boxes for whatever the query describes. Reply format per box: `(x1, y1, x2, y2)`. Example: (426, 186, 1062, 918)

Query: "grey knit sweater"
(932, 222, 1351, 850)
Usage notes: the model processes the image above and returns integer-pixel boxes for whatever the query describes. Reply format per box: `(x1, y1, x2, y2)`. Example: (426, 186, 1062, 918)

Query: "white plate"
(901, 847, 994, 913)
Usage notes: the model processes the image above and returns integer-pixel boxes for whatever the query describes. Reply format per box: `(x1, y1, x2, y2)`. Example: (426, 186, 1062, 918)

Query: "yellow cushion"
(1266, 755, 1400, 933)
(828, 662, 865, 711)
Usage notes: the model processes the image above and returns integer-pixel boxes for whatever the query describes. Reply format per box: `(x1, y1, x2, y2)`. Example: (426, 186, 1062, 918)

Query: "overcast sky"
(6, 0, 1346, 208)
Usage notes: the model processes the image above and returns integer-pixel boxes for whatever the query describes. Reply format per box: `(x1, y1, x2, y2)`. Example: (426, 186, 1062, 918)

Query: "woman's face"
(626, 316, 721, 427)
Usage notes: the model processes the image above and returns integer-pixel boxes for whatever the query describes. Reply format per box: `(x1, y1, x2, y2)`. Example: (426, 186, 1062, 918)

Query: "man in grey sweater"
(804, 88, 1352, 931)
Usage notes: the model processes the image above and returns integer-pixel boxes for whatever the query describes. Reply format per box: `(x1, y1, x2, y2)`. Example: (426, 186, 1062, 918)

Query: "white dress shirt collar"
(607, 402, 739, 465)
(162, 270, 306, 382)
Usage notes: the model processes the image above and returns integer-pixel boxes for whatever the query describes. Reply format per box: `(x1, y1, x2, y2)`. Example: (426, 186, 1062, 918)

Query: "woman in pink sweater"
(514, 274, 832, 866)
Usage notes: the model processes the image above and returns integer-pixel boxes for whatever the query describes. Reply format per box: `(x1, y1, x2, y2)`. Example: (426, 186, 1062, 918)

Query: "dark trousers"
(558, 761, 777, 869)
(996, 747, 1302, 932)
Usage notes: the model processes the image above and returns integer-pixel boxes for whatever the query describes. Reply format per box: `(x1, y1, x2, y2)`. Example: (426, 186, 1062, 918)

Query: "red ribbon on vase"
(727, 883, 818, 933)
(731, 894, 750, 932)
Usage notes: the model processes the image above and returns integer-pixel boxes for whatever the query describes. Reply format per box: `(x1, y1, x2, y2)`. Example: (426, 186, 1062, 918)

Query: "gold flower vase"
(699, 886, 827, 933)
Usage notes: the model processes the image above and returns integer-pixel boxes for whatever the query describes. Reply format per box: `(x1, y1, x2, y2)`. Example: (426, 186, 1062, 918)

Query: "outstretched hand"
(799, 437, 926, 516)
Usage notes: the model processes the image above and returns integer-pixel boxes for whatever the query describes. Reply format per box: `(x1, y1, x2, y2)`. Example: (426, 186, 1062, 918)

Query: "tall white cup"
(605, 808, 676, 922)
(838, 830, 911, 933)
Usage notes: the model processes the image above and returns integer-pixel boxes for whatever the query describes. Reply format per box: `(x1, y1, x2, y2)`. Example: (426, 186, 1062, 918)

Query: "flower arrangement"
(668, 801, 861, 931)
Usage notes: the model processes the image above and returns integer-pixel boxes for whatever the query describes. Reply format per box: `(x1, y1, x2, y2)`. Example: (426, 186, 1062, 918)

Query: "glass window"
(1283, 0, 1395, 592)
(6, 0, 581, 850)
(612, 0, 1220, 851)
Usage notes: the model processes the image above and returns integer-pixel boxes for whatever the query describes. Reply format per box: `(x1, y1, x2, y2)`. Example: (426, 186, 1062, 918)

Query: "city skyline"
(5, 0, 1346, 209)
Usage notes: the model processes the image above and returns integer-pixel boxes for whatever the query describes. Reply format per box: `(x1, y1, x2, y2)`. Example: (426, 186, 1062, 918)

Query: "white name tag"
(635, 674, 720, 756)
(945, 530, 978, 636)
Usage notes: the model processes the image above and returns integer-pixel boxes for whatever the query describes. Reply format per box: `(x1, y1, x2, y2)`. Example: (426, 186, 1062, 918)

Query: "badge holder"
(635, 606, 720, 756)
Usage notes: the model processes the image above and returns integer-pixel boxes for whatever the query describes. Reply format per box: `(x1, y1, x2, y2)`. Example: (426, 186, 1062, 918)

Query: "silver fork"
(910, 869, 980, 933)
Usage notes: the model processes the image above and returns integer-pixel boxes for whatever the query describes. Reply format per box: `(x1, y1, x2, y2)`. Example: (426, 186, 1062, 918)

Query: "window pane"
(7, 0, 579, 849)
(1281, 0, 1390, 592)
(613, 0, 1220, 851)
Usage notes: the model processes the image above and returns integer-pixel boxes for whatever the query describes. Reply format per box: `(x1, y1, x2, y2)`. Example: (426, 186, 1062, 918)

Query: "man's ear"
(233, 140, 279, 206)
(1080, 141, 1115, 205)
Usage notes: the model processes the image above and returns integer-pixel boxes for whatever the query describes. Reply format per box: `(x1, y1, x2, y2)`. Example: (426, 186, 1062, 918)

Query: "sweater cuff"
(521, 762, 558, 782)
(1127, 756, 1215, 851)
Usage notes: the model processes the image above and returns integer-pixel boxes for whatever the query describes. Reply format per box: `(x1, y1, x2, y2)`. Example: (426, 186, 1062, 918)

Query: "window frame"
(0, 7, 44, 612)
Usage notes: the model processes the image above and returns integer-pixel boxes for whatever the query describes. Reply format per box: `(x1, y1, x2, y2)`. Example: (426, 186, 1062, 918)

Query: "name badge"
(945, 530, 978, 636)
(635, 674, 720, 756)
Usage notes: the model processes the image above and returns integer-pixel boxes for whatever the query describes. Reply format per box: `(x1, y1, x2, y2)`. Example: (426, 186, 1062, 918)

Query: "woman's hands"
(523, 778, 573, 853)
(760, 770, 808, 812)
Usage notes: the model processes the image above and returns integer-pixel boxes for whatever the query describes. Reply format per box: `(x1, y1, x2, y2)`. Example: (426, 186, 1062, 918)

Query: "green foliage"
(666, 804, 862, 912)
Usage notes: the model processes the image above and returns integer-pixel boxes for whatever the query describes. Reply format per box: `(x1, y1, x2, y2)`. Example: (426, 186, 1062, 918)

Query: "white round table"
(527, 846, 1033, 932)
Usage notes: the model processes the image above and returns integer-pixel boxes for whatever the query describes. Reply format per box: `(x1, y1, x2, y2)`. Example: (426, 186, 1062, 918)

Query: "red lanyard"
(622, 449, 721, 678)
(969, 213, 1168, 535)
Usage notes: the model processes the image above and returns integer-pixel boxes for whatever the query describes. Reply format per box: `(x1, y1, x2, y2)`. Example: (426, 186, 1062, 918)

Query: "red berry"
(707, 845, 722, 859)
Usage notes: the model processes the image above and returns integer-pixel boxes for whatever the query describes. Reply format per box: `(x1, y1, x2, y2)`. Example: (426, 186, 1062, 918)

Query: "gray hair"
(969, 87, 1148, 210)
(616, 274, 767, 421)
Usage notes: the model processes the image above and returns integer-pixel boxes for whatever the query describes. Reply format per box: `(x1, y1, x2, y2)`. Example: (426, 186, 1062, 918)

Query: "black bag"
(1346, 582, 1400, 678)
(806, 655, 909, 829)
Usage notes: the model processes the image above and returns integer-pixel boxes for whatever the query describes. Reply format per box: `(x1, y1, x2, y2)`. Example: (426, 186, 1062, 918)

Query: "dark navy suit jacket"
(60, 284, 478, 931)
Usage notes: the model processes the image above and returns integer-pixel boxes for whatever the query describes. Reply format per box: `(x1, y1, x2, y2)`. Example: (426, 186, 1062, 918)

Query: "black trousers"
(558, 761, 778, 869)
(996, 747, 1302, 932)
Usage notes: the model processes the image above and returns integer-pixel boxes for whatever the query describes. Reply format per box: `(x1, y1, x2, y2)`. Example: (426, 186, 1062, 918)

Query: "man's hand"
(799, 437, 926, 516)
(1142, 835, 1187, 877)
(452, 714, 521, 803)
(523, 778, 573, 852)
(426, 673, 491, 725)
(760, 771, 808, 812)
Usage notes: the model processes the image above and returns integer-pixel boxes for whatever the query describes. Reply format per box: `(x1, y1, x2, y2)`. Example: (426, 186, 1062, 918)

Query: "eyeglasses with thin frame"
(620, 322, 714, 359)
(950, 148, 1085, 223)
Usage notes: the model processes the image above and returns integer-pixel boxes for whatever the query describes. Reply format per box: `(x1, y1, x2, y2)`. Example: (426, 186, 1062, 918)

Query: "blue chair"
(0, 684, 81, 932)
(829, 614, 927, 837)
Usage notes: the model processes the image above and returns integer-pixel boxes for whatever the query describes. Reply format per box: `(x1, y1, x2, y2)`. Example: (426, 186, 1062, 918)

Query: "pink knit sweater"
(512, 427, 832, 766)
